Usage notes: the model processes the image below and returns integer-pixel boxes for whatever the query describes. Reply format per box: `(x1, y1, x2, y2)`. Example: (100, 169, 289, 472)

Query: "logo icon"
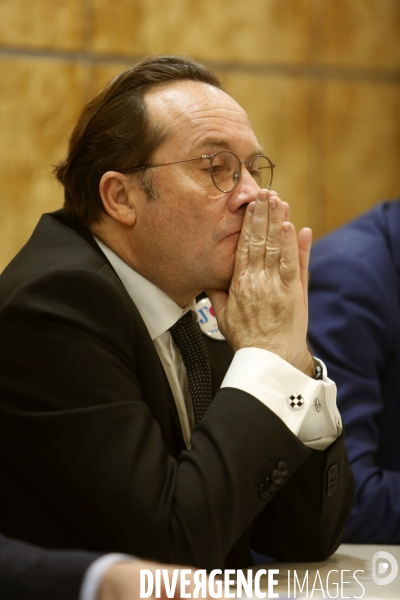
(372, 551, 398, 586)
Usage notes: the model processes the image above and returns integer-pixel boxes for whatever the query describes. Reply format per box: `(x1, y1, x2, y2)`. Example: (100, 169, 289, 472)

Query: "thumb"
(205, 288, 228, 324)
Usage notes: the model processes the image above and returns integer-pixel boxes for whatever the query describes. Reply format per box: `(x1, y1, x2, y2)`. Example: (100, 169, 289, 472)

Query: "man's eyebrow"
(193, 137, 264, 156)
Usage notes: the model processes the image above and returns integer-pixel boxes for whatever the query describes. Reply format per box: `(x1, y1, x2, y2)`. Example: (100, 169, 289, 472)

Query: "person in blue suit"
(308, 198, 400, 544)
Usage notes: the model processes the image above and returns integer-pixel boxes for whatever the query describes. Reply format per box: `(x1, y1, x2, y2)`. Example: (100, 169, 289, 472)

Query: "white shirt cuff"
(79, 553, 134, 600)
(221, 348, 342, 450)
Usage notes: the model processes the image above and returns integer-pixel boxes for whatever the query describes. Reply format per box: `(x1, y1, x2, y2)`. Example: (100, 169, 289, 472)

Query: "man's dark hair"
(54, 55, 223, 227)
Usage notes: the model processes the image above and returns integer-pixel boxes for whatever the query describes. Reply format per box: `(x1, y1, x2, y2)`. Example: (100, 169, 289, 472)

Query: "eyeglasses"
(128, 150, 275, 193)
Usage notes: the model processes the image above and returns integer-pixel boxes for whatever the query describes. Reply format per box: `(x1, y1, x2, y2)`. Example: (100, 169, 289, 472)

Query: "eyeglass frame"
(127, 150, 275, 193)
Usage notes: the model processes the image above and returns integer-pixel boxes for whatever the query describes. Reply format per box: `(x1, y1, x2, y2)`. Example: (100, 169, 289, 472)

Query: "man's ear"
(99, 171, 138, 227)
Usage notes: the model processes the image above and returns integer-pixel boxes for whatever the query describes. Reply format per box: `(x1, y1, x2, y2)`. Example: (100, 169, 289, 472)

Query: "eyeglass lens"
(210, 151, 273, 193)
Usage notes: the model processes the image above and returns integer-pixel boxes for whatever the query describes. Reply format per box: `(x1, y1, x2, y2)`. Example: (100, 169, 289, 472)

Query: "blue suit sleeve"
(308, 251, 400, 543)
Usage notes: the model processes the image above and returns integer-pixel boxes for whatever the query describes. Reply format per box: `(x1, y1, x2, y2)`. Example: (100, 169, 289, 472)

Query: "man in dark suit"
(0, 532, 198, 600)
(309, 199, 400, 544)
(0, 55, 353, 569)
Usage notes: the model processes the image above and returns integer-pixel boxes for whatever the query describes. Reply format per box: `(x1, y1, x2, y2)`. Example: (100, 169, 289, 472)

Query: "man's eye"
(204, 164, 223, 174)
(250, 168, 262, 181)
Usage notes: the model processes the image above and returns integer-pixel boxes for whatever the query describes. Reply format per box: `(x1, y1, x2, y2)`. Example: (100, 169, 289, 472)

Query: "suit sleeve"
(250, 432, 353, 561)
(309, 252, 400, 543)
(0, 267, 352, 568)
(0, 533, 99, 600)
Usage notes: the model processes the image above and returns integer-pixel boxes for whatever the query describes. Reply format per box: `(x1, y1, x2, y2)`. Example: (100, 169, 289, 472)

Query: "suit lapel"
(51, 211, 183, 452)
(384, 199, 400, 291)
(55, 210, 233, 451)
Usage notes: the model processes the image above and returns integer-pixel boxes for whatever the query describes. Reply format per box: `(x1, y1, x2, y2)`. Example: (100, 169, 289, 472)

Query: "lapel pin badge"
(196, 297, 225, 340)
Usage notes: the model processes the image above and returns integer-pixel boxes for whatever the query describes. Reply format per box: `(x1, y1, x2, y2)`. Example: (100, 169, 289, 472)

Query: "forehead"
(144, 80, 260, 155)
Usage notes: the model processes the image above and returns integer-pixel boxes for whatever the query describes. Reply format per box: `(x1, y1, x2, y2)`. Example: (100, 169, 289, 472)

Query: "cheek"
(143, 205, 202, 255)
(148, 174, 226, 247)
(164, 198, 214, 237)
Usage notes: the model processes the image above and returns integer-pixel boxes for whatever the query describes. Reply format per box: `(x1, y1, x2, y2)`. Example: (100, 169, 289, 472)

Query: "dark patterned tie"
(170, 312, 212, 424)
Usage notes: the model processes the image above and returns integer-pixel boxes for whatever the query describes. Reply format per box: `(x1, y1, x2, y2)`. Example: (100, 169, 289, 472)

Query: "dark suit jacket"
(309, 199, 400, 544)
(0, 209, 353, 569)
(0, 533, 98, 600)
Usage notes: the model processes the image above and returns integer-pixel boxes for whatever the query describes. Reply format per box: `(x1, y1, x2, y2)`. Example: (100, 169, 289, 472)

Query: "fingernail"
(282, 222, 290, 233)
(258, 191, 268, 202)
(269, 198, 277, 210)
(248, 201, 255, 214)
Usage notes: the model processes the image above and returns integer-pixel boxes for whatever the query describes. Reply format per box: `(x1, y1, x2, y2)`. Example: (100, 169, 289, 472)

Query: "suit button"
(259, 483, 270, 499)
(271, 470, 283, 485)
(264, 477, 276, 492)
(327, 483, 336, 496)
(327, 463, 338, 496)
(276, 461, 289, 476)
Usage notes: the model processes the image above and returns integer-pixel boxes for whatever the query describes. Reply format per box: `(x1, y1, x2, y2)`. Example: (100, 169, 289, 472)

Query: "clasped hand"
(207, 190, 315, 377)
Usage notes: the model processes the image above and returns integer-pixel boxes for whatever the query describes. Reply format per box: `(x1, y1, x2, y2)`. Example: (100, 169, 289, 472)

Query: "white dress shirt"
(94, 237, 342, 450)
(80, 554, 133, 600)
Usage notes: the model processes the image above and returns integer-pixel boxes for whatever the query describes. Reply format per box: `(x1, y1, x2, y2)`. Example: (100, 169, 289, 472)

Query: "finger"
(282, 201, 290, 222)
(232, 201, 255, 278)
(206, 288, 228, 318)
(247, 189, 270, 271)
(298, 227, 312, 293)
(279, 221, 299, 285)
(264, 195, 286, 270)
(205, 288, 228, 334)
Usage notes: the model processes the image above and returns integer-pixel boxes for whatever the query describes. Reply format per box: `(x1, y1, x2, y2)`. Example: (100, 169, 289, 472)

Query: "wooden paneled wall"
(0, 0, 399, 272)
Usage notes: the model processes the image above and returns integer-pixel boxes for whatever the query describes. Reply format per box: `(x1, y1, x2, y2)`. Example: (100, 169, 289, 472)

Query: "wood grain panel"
(0, 58, 86, 272)
(321, 0, 400, 68)
(89, 62, 134, 98)
(323, 80, 400, 232)
(89, 0, 313, 64)
(0, 0, 83, 50)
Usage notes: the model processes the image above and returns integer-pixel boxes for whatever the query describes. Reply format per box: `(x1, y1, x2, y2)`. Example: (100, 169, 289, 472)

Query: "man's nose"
(227, 166, 261, 212)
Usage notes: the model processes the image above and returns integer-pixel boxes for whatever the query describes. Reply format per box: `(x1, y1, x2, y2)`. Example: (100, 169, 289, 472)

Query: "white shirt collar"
(93, 236, 195, 340)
